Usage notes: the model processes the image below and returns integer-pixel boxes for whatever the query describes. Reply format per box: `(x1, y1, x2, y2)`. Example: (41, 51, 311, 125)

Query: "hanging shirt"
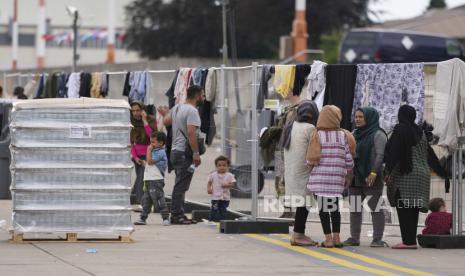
(57, 73, 69, 98)
(79, 72, 92, 98)
(128, 71, 147, 103)
(122, 72, 131, 97)
(435, 58, 465, 151)
(306, 60, 327, 111)
(174, 68, 192, 105)
(34, 74, 46, 99)
(66, 72, 81, 98)
(191, 67, 205, 86)
(273, 65, 295, 98)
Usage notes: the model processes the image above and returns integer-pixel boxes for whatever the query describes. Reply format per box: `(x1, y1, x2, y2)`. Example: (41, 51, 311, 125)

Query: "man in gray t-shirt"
(158, 85, 204, 224)
(171, 104, 201, 152)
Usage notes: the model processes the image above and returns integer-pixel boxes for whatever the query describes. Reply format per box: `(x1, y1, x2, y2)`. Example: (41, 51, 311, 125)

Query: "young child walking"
(207, 156, 236, 222)
(422, 197, 452, 235)
(134, 131, 170, 226)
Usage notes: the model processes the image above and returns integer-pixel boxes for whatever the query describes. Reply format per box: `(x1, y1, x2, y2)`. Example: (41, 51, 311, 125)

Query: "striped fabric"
(308, 130, 354, 197)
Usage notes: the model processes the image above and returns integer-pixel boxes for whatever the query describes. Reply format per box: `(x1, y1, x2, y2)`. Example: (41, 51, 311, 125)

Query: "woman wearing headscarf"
(130, 101, 156, 206)
(307, 105, 356, 248)
(343, 107, 388, 247)
(280, 100, 319, 246)
(385, 105, 430, 249)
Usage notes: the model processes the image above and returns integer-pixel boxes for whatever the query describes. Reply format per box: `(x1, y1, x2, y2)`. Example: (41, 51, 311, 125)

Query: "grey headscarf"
(279, 100, 319, 150)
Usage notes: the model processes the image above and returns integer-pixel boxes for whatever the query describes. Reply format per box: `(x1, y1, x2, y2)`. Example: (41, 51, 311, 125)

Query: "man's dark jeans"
(170, 150, 193, 219)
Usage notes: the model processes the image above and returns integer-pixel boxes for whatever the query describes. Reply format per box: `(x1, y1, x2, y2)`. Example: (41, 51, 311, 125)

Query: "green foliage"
(319, 32, 343, 64)
(427, 0, 447, 10)
(125, 0, 373, 59)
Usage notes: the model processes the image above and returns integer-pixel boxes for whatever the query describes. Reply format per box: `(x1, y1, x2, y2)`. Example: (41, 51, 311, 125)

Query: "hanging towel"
(205, 68, 218, 104)
(66, 72, 81, 98)
(433, 60, 455, 132)
(323, 64, 357, 131)
(174, 68, 192, 104)
(43, 72, 60, 98)
(293, 64, 311, 96)
(273, 65, 295, 98)
(100, 73, 109, 97)
(90, 72, 102, 98)
(258, 65, 273, 110)
(79, 72, 92, 98)
(435, 58, 465, 151)
(306, 60, 327, 110)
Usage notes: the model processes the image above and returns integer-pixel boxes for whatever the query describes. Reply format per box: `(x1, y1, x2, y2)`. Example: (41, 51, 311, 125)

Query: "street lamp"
(66, 6, 79, 72)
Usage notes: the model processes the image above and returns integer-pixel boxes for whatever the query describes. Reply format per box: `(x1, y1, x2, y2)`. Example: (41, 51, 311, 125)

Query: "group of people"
(128, 82, 452, 248)
(130, 85, 234, 226)
(281, 99, 451, 249)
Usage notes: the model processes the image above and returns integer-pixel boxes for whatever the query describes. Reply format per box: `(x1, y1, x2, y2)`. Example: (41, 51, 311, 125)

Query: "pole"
(291, 0, 308, 62)
(72, 11, 78, 72)
(459, 143, 463, 234)
(251, 62, 259, 221)
(453, 149, 457, 235)
(12, 0, 18, 70)
(220, 65, 227, 156)
(106, 0, 116, 64)
(37, 0, 46, 69)
(221, 0, 228, 65)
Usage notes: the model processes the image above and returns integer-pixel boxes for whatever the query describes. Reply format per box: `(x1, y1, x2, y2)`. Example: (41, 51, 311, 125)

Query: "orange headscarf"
(307, 105, 356, 165)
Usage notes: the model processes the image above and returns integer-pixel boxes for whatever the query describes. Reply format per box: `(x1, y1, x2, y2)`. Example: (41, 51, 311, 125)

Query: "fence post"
(220, 65, 228, 157)
(250, 62, 259, 221)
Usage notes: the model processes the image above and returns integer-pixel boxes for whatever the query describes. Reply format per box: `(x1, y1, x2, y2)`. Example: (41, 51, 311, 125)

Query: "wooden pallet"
(10, 232, 133, 243)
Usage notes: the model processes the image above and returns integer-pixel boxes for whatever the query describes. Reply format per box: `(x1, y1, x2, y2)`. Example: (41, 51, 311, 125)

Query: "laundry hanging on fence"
(273, 65, 295, 98)
(306, 60, 327, 111)
(57, 73, 69, 98)
(100, 72, 109, 97)
(435, 58, 465, 151)
(166, 70, 179, 108)
(323, 64, 357, 131)
(258, 65, 273, 110)
(66, 72, 81, 98)
(191, 67, 205, 86)
(34, 74, 46, 99)
(293, 64, 311, 96)
(43, 72, 60, 99)
(128, 71, 148, 103)
(90, 72, 102, 98)
(352, 63, 425, 132)
(23, 75, 38, 98)
(79, 72, 92, 98)
(174, 68, 193, 104)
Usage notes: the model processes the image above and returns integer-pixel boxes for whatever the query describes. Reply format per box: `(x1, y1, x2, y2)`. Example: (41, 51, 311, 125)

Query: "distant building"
(374, 5, 465, 45)
(0, 0, 143, 70)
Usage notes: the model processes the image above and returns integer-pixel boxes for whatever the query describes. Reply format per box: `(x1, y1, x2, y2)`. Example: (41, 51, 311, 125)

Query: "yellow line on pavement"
(245, 234, 397, 276)
(274, 234, 434, 276)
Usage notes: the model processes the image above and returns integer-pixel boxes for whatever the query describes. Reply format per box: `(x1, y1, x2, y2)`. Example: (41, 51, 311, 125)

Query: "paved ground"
(1, 199, 465, 276)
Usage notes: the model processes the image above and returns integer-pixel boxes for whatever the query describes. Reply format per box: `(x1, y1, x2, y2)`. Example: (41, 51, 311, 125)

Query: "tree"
(427, 0, 447, 10)
(125, 0, 373, 59)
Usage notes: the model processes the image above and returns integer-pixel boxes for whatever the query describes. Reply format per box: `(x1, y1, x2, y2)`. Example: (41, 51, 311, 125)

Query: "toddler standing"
(207, 156, 236, 222)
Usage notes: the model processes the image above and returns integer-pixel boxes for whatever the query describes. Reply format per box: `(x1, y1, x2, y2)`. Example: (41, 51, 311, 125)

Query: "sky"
(369, 0, 465, 22)
(1, 0, 465, 26)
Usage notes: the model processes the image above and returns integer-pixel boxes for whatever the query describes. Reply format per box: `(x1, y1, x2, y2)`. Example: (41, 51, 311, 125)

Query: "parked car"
(339, 28, 465, 64)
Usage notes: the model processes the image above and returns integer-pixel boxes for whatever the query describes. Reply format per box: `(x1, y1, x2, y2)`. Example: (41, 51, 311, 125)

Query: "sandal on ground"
(290, 237, 317, 247)
(334, 243, 344, 248)
(181, 216, 198, 224)
(391, 243, 417, 249)
(170, 217, 192, 225)
(319, 242, 334, 248)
